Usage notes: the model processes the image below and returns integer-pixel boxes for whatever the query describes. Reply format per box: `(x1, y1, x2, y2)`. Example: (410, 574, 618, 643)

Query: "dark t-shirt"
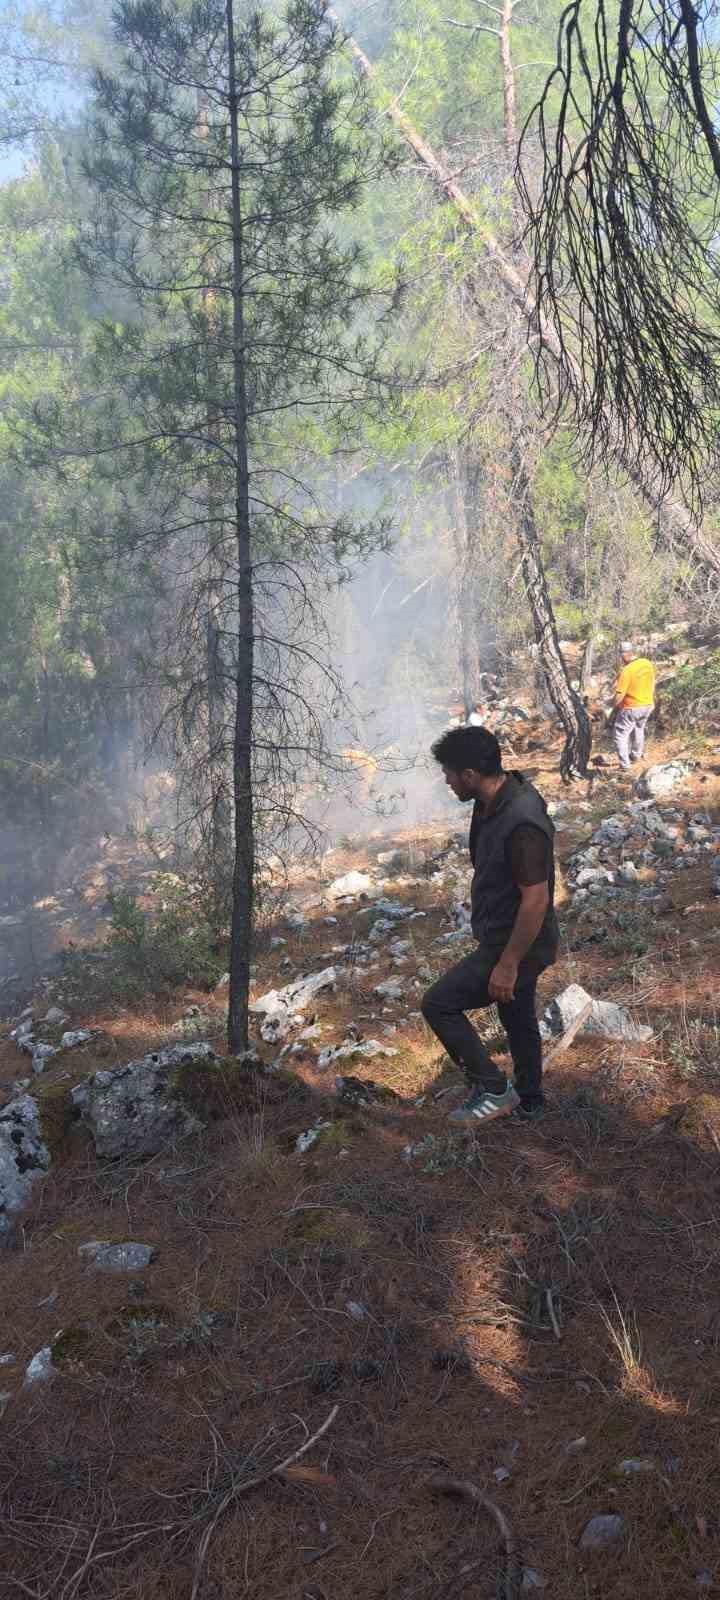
(506, 823, 551, 887)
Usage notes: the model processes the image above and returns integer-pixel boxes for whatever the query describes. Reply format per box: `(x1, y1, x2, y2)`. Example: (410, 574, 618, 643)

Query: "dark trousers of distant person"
(421, 946, 544, 1101)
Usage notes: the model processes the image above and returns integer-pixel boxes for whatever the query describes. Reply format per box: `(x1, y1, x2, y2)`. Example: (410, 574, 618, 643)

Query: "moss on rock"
(173, 1053, 309, 1120)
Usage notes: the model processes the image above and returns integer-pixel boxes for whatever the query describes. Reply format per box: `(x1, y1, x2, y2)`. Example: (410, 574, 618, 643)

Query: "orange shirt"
(615, 657, 655, 708)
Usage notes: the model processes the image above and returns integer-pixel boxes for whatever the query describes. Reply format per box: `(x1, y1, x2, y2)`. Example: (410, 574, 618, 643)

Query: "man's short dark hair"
(431, 725, 502, 775)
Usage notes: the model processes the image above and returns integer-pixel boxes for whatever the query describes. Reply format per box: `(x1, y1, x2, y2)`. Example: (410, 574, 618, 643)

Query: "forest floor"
(3, 712, 720, 1600)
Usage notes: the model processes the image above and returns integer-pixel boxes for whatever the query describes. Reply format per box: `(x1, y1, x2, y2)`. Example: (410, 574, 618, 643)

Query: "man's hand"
(488, 956, 518, 1004)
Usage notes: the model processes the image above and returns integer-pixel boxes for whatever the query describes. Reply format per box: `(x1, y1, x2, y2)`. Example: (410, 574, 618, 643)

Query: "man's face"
(441, 764, 476, 802)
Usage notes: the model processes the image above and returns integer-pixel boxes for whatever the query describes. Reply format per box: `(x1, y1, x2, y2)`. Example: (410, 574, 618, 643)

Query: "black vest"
(468, 772, 558, 967)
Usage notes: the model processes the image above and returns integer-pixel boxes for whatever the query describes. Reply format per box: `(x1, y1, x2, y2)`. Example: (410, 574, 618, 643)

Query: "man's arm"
(488, 884, 550, 1003)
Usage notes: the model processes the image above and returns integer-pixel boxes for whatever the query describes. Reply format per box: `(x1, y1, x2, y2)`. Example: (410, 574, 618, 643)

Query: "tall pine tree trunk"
(449, 448, 484, 715)
(198, 90, 232, 923)
(226, 0, 254, 1054)
(510, 436, 592, 780)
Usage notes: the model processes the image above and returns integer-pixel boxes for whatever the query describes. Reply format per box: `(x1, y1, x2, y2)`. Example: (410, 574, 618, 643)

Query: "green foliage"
(663, 650, 720, 719)
(102, 878, 224, 1000)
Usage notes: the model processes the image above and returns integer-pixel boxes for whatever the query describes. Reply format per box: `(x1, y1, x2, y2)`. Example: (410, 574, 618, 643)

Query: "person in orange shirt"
(612, 642, 656, 769)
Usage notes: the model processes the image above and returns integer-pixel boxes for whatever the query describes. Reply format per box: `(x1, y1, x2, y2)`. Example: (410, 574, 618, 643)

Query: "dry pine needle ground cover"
(2, 737, 720, 1600)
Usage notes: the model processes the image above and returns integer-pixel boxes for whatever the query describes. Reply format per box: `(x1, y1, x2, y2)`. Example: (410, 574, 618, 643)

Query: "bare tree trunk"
(226, 0, 255, 1055)
(198, 90, 232, 922)
(510, 437, 592, 779)
(579, 635, 595, 696)
(332, 11, 720, 585)
(499, 0, 518, 156)
(449, 448, 483, 715)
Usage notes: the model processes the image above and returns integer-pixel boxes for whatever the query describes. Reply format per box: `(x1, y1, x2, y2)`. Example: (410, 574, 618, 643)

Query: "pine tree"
(46, 0, 393, 1048)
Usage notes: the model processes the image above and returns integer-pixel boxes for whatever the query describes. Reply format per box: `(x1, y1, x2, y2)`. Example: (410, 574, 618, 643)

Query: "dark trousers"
(421, 947, 544, 1100)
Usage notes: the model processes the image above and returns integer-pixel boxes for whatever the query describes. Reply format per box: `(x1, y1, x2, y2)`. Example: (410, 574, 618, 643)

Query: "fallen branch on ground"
(544, 1000, 593, 1066)
(190, 1404, 338, 1600)
(430, 1474, 520, 1600)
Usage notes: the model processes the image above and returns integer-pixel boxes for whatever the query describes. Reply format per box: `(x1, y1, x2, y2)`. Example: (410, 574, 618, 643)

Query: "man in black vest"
(421, 725, 558, 1127)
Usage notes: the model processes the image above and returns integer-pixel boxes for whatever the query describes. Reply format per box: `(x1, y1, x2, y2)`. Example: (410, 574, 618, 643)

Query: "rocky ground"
(2, 715, 720, 1599)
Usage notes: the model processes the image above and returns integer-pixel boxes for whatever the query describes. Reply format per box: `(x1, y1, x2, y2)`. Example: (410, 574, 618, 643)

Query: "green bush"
(663, 649, 720, 721)
(104, 878, 225, 1000)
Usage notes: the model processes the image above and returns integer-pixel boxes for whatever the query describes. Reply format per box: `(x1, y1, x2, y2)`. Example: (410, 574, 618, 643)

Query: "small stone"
(43, 1008, 67, 1025)
(522, 1569, 547, 1591)
(373, 980, 404, 1000)
(24, 1346, 55, 1387)
(493, 1466, 511, 1483)
(618, 861, 641, 883)
(351, 1357, 382, 1382)
(615, 1456, 656, 1476)
(696, 1572, 714, 1590)
(579, 1513, 625, 1551)
(565, 1436, 587, 1455)
(78, 1241, 156, 1273)
(61, 1030, 93, 1051)
(295, 1122, 331, 1154)
(345, 1299, 368, 1320)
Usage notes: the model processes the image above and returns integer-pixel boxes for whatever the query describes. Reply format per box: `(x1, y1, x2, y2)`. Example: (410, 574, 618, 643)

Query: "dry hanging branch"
(517, 0, 720, 509)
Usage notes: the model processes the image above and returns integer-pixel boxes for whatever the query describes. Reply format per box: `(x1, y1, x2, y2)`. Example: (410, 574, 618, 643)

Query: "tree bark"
(198, 90, 232, 923)
(510, 436, 592, 780)
(449, 447, 484, 715)
(499, 0, 518, 157)
(579, 634, 595, 696)
(331, 11, 720, 583)
(226, 0, 255, 1055)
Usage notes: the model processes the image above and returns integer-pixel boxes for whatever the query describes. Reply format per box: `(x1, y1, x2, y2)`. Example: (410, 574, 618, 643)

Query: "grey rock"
(43, 1008, 67, 1025)
(637, 761, 691, 799)
(579, 1513, 625, 1551)
(78, 1241, 156, 1273)
(541, 982, 653, 1043)
(71, 1042, 217, 1159)
(618, 861, 641, 883)
(0, 1353, 16, 1366)
(0, 1392, 12, 1418)
(24, 1346, 55, 1387)
(369, 898, 413, 920)
(345, 1300, 368, 1320)
(591, 813, 631, 846)
(575, 866, 614, 888)
(695, 1571, 714, 1589)
(60, 1030, 92, 1050)
(0, 1095, 51, 1234)
(373, 980, 404, 1001)
(32, 1043, 57, 1074)
(250, 967, 339, 1026)
(326, 871, 375, 900)
(295, 1122, 332, 1154)
(316, 1038, 398, 1071)
(522, 1570, 547, 1591)
(493, 1466, 511, 1483)
(616, 1457, 656, 1475)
